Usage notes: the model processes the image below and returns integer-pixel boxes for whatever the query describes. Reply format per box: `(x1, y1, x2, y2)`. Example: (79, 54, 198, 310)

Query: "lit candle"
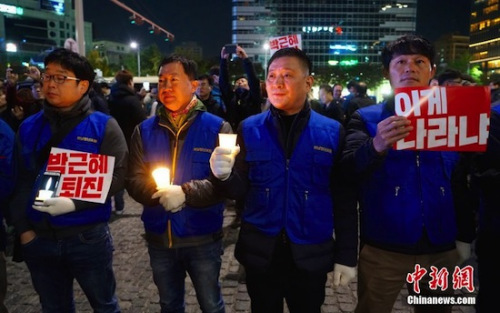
(218, 133, 237, 149)
(152, 167, 170, 189)
(37, 177, 54, 201)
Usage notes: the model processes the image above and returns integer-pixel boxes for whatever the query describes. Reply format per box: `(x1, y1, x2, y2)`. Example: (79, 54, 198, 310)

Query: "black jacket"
(219, 58, 262, 131)
(109, 83, 147, 147)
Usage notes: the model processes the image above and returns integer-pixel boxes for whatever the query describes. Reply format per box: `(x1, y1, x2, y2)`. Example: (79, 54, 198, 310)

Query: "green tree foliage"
(141, 44, 163, 76)
(313, 63, 385, 89)
(86, 50, 111, 77)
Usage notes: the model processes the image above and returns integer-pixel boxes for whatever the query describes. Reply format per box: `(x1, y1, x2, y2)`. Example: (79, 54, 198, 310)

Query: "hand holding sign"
(373, 116, 413, 154)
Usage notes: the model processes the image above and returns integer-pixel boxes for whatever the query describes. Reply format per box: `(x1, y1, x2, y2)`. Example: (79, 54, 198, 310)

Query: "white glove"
(332, 263, 356, 288)
(455, 241, 471, 264)
(210, 146, 240, 181)
(151, 185, 186, 213)
(32, 197, 76, 216)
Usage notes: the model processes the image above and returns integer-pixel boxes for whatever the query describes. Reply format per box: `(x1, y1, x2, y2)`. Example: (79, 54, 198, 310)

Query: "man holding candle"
(209, 47, 357, 313)
(8, 48, 128, 312)
(126, 55, 232, 313)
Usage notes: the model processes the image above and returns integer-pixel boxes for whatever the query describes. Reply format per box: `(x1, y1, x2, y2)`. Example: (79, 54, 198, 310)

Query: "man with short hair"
(109, 69, 147, 215)
(127, 55, 232, 313)
(316, 83, 345, 124)
(210, 47, 357, 313)
(196, 74, 225, 118)
(342, 35, 475, 313)
(333, 83, 343, 100)
(9, 47, 127, 312)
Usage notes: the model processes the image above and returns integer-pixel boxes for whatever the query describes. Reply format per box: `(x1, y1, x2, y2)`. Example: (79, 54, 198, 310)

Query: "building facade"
(232, 0, 417, 70)
(0, 0, 92, 67)
(469, 0, 500, 77)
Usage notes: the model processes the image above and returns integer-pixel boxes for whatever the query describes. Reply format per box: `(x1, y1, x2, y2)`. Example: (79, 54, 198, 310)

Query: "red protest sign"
(46, 147, 115, 203)
(394, 86, 491, 151)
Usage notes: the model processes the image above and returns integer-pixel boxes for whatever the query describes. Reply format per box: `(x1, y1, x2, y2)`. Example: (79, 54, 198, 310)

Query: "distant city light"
(0, 4, 23, 15)
(339, 60, 358, 66)
(330, 44, 357, 51)
(302, 26, 334, 33)
(6, 43, 17, 52)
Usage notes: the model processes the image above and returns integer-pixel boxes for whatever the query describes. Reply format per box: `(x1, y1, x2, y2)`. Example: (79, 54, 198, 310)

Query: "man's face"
(42, 63, 88, 108)
(385, 54, 435, 88)
(196, 78, 212, 100)
(333, 85, 342, 99)
(318, 88, 331, 105)
(234, 77, 249, 90)
(266, 56, 313, 115)
(158, 61, 198, 112)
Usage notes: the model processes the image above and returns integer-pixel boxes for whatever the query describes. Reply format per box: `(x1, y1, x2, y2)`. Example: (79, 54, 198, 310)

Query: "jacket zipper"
(159, 121, 189, 248)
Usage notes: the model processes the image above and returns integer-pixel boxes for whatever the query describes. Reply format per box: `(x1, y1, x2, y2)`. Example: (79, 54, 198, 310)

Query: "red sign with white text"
(394, 86, 490, 151)
(46, 147, 115, 203)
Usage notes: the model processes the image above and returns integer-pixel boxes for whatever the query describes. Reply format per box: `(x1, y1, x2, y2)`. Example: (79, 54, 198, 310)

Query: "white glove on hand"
(210, 146, 240, 181)
(32, 197, 76, 216)
(151, 185, 186, 213)
(332, 263, 356, 288)
(456, 241, 471, 264)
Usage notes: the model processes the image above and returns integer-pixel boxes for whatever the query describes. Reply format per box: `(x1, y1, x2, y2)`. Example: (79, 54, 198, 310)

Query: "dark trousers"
(244, 241, 327, 313)
(113, 189, 125, 212)
(475, 231, 499, 313)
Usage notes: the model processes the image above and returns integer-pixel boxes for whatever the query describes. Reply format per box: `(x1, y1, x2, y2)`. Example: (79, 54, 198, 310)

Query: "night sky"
(83, 0, 471, 59)
(83, 0, 232, 58)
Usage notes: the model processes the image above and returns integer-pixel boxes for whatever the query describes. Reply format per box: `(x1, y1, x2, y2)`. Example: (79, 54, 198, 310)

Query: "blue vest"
(19, 111, 112, 227)
(0, 119, 15, 202)
(140, 112, 225, 236)
(241, 110, 341, 244)
(357, 103, 460, 246)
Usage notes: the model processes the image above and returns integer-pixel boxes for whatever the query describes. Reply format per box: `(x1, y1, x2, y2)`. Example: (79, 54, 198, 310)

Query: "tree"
(313, 63, 385, 90)
(87, 50, 112, 77)
(141, 44, 163, 76)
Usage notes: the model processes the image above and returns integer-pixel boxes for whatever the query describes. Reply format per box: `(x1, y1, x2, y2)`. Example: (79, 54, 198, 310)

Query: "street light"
(263, 42, 270, 79)
(130, 41, 141, 77)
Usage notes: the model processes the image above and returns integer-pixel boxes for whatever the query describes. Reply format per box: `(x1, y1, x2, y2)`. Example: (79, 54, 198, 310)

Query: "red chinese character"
(288, 34, 298, 45)
(88, 154, 108, 174)
(67, 153, 88, 174)
(429, 266, 449, 291)
(406, 264, 427, 294)
(278, 36, 289, 49)
(269, 39, 279, 50)
(46, 152, 69, 174)
(452, 265, 475, 292)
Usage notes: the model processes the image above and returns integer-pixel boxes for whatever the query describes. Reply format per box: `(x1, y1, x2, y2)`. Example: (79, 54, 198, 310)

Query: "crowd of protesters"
(0, 34, 498, 313)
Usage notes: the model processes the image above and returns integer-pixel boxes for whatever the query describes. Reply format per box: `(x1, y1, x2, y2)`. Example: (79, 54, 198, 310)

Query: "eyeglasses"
(41, 73, 81, 84)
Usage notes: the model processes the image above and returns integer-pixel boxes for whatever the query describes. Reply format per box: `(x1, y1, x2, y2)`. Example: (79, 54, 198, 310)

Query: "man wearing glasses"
(9, 48, 128, 312)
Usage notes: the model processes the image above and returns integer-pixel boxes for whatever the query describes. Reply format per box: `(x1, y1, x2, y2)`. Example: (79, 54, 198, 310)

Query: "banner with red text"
(394, 86, 490, 151)
(46, 147, 115, 203)
(268, 34, 302, 56)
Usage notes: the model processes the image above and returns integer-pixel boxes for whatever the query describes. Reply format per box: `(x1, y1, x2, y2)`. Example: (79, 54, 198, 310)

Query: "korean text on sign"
(268, 34, 302, 55)
(46, 147, 115, 204)
(394, 86, 491, 151)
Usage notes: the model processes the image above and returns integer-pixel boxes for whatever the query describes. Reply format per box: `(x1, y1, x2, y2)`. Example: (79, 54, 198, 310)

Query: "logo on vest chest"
(193, 147, 212, 153)
(77, 136, 98, 143)
(313, 145, 332, 154)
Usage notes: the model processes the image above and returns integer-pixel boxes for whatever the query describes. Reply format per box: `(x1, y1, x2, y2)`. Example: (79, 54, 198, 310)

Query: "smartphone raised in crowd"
(224, 44, 237, 55)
